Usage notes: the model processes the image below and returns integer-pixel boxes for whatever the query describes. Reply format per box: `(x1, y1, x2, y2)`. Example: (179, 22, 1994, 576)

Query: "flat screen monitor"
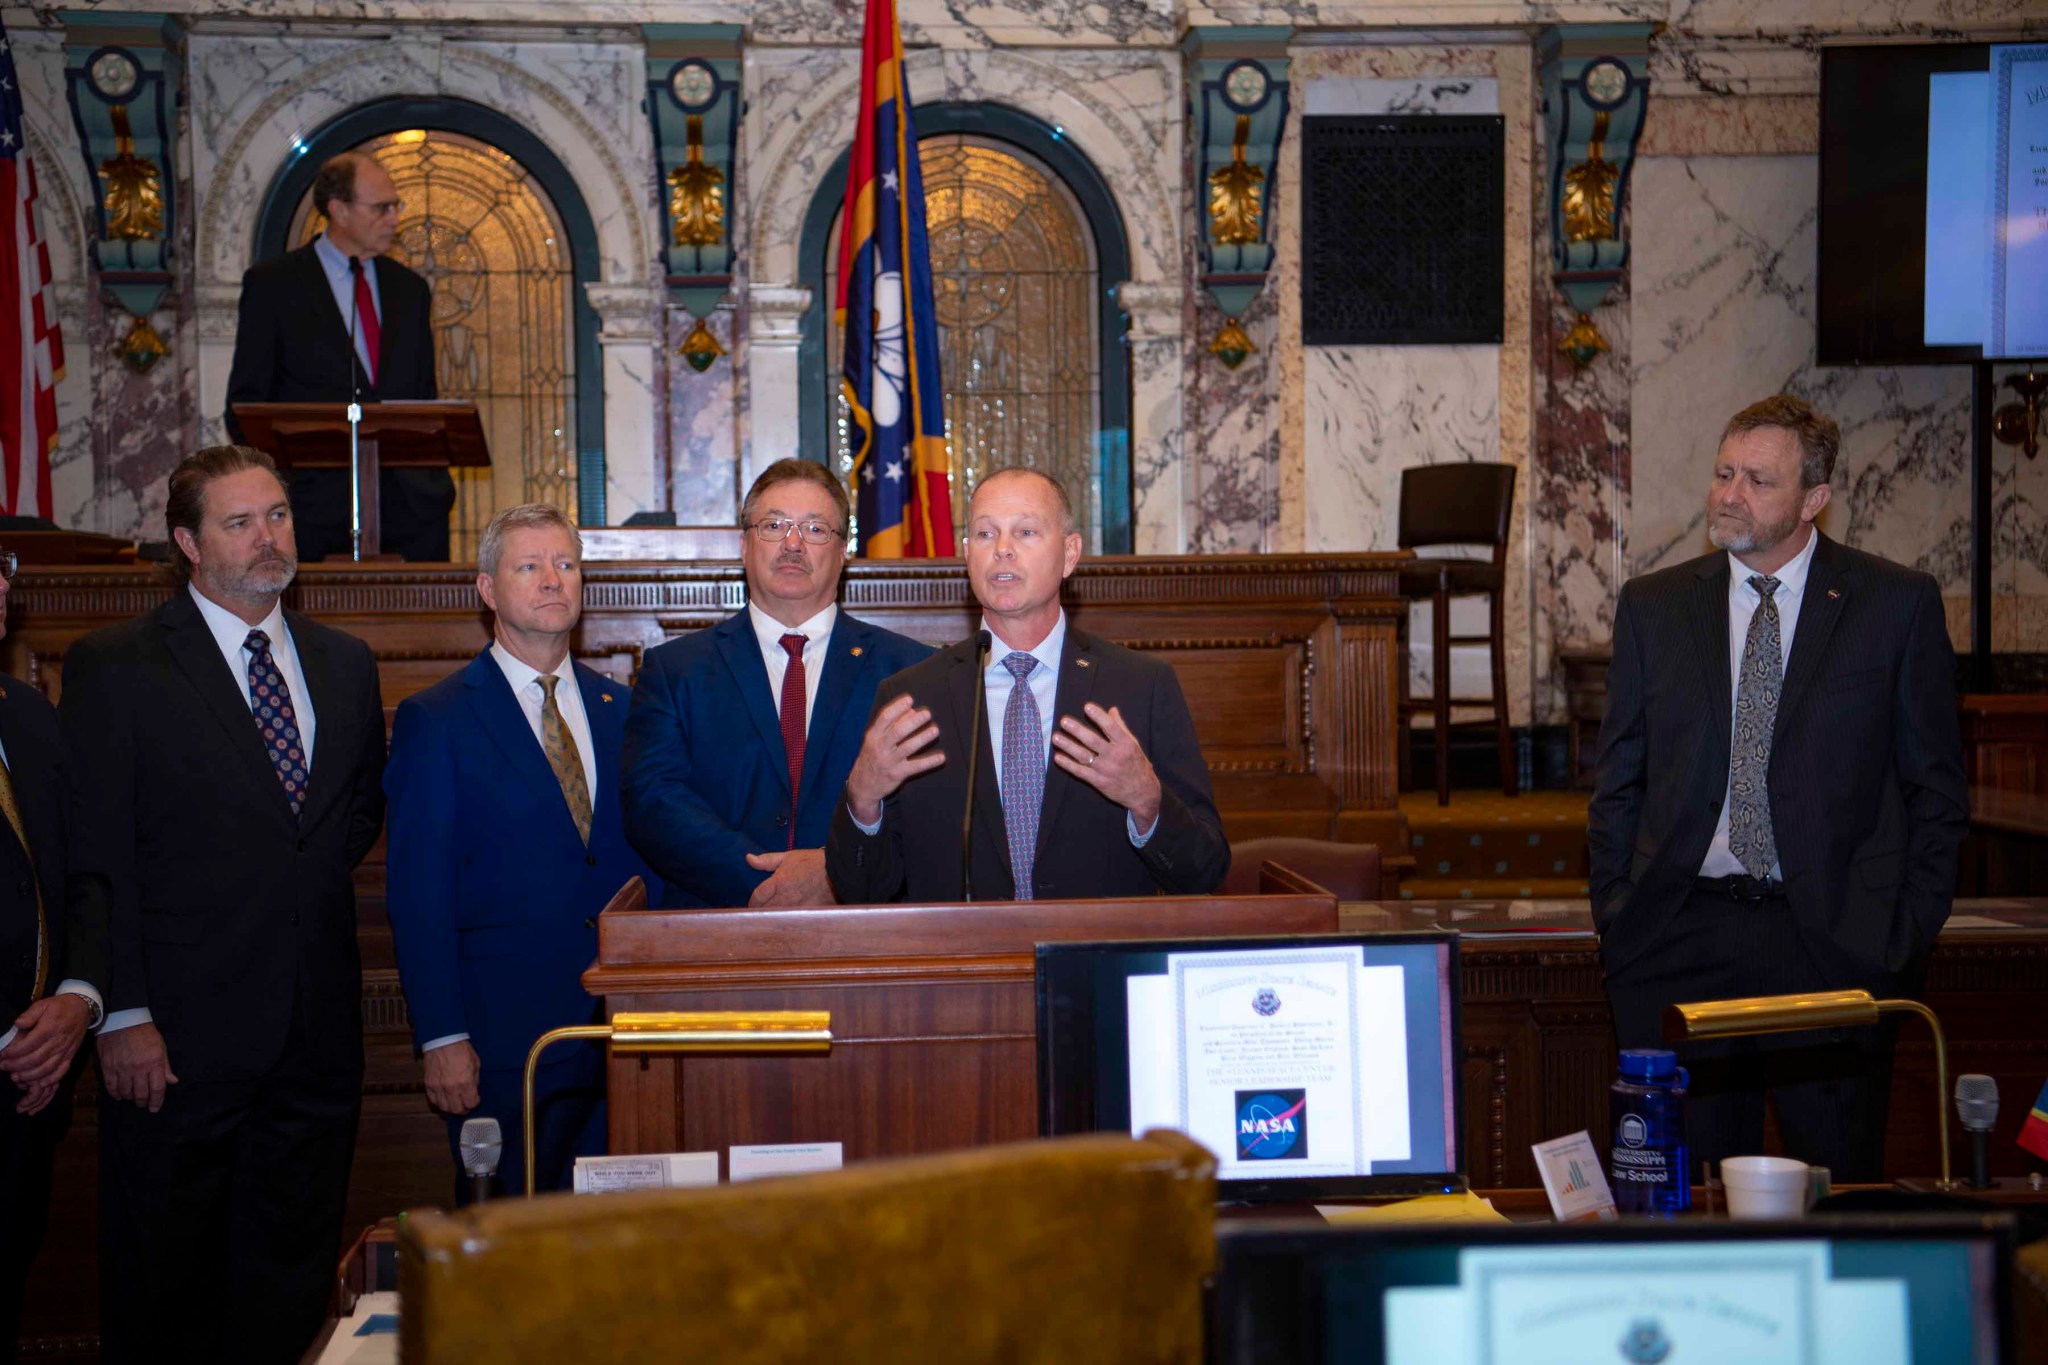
(1211, 1216, 2015, 1365)
(1035, 932, 1460, 1202)
(1819, 42, 2048, 364)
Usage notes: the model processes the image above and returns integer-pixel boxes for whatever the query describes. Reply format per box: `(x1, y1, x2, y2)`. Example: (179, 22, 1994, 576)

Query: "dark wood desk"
(1962, 784, 2048, 894)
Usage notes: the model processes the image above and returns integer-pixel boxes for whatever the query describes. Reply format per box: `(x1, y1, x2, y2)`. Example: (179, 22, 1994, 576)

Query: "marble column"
(744, 284, 812, 494)
(585, 282, 664, 524)
(1123, 281, 1186, 556)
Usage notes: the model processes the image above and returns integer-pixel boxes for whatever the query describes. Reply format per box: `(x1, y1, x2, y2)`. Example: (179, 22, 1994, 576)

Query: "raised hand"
(845, 694, 945, 826)
(1051, 702, 1162, 829)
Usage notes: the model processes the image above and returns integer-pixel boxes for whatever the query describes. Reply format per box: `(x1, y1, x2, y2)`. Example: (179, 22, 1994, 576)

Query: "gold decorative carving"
(1209, 317, 1255, 368)
(98, 105, 163, 242)
(116, 312, 169, 373)
(1561, 110, 1618, 244)
(677, 316, 726, 372)
(667, 114, 726, 248)
(1558, 311, 1609, 369)
(1207, 115, 1265, 247)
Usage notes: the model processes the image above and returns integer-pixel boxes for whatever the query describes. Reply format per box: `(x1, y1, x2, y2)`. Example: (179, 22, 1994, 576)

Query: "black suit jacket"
(0, 674, 104, 1022)
(1588, 534, 1968, 986)
(60, 590, 387, 1081)
(826, 626, 1230, 903)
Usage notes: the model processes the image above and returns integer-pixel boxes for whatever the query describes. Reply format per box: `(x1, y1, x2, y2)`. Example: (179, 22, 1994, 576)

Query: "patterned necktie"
(1728, 574, 1783, 879)
(0, 760, 46, 1002)
(777, 633, 808, 850)
(538, 675, 593, 846)
(246, 629, 308, 818)
(348, 257, 381, 384)
(1001, 653, 1045, 901)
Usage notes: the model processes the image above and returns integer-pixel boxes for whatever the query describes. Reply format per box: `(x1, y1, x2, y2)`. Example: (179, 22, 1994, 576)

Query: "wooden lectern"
(582, 873, 1340, 1161)
(230, 400, 490, 558)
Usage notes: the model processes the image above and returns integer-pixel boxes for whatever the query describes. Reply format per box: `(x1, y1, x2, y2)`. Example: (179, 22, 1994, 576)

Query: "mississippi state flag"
(0, 21, 62, 518)
(2020, 1078, 2048, 1163)
(834, 0, 954, 558)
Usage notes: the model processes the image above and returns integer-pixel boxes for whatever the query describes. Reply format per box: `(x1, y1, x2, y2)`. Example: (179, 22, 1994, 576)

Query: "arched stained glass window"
(291, 129, 576, 561)
(826, 135, 1103, 548)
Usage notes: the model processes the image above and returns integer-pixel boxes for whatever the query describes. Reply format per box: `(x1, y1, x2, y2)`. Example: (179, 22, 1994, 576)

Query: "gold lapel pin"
(1076, 658, 1091, 668)
(852, 646, 864, 657)
(1826, 589, 1841, 599)
(601, 693, 614, 703)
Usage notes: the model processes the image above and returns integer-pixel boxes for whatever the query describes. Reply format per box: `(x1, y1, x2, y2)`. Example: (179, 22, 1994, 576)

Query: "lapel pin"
(851, 646, 864, 657)
(1076, 658, 1091, 669)
(601, 693, 614, 703)
(1826, 589, 1840, 599)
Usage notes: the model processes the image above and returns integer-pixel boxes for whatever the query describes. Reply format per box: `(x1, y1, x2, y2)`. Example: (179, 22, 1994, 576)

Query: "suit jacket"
(826, 626, 1231, 903)
(623, 610, 932, 908)
(0, 674, 104, 1022)
(1588, 533, 1968, 985)
(59, 591, 387, 1081)
(384, 651, 655, 1071)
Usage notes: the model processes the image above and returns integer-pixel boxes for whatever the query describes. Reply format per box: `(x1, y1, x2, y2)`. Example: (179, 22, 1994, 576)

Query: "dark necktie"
(245, 629, 308, 818)
(778, 633, 807, 849)
(538, 676, 593, 846)
(1729, 574, 1783, 879)
(1001, 653, 1044, 901)
(348, 257, 381, 385)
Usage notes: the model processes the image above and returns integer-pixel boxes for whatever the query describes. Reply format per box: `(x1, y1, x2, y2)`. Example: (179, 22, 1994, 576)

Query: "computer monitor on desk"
(1035, 932, 1461, 1202)
(1210, 1216, 2015, 1365)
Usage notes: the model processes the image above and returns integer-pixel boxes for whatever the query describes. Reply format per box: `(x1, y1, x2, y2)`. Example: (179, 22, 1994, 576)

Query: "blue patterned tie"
(1728, 575, 1782, 879)
(246, 628, 308, 817)
(1000, 652, 1045, 901)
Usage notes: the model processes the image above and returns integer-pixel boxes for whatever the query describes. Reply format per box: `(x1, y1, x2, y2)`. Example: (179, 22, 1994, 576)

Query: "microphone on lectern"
(1954, 1074, 1998, 1191)
(460, 1116, 504, 1204)
(960, 629, 992, 901)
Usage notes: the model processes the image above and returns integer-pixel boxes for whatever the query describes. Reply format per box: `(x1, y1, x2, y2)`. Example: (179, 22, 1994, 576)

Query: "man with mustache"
(63, 446, 388, 1361)
(1589, 395, 1967, 1180)
(826, 467, 1229, 902)
(624, 459, 929, 907)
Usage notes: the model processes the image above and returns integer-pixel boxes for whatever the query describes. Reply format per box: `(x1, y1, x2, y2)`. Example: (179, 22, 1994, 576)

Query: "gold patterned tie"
(539, 675, 593, 846)
(0, 759, 46, 1001)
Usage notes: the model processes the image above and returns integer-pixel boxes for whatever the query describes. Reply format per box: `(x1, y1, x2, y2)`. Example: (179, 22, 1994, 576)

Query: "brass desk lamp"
(1665, 989, 1956, 1191)
(521, 1010, 833, 1196)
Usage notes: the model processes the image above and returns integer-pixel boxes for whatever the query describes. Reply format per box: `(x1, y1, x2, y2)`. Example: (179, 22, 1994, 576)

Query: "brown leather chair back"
(1220, 837, 1382, 901)
(399, 1130, 1217, 1364)
(1397, 462, 1517, 559)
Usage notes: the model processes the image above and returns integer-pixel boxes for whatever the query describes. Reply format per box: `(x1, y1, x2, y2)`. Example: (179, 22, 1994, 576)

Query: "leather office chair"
(398, 1130, 1217, 1363)
(1221, 836, 1383, 901)
(1396, 462, 1518, 806)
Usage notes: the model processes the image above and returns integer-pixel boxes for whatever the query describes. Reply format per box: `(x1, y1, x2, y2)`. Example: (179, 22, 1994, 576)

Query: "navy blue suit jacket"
(623, 609, 932, 907)
(384, 651, 654, 1072)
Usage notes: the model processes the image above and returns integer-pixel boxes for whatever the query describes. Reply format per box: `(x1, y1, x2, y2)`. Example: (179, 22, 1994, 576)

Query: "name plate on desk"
(572, 1151, 719, 1193)
(729, 1142, 845, 1183)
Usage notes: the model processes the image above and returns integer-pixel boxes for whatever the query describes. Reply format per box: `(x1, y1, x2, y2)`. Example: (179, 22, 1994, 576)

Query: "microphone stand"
(960, 629, 991, 901)
(345, 257, 366, 563)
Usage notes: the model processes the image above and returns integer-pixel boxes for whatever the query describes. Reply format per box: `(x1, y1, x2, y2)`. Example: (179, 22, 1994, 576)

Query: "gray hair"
(478, 502, 582, 576)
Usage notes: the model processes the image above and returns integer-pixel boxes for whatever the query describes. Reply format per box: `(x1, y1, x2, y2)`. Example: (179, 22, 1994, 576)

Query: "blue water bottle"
(1609, 1048, 1690, 1215)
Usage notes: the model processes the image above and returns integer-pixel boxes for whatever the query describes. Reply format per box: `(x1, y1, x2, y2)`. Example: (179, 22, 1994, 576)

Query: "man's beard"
(219, 551, 297, 599)
(1707, 506, 1800, 555)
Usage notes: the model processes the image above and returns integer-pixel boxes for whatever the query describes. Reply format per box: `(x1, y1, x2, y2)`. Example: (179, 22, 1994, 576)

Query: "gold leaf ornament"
(1208, 115, 1265, 247)
(668, 115, 726, 249)
(98, 106, 163, 242)
(1561, 110, 1618, 245)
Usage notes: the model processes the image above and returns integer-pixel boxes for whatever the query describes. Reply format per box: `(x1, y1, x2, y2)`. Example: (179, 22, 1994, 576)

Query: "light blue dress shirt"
(312, 232, 383, 382)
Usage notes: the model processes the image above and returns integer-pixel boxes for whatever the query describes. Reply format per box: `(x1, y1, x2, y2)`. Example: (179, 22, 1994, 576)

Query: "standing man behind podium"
(224, 151, 450, 561)
(827, 467, 1229, 902)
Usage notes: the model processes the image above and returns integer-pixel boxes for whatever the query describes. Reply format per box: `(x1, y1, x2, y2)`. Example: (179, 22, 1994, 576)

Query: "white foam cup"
(1720, 1155, 1810, 1219)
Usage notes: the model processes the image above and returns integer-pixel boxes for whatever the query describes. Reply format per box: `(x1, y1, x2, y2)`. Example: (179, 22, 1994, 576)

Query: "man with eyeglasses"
(225, 150, 451, 561)
(623, 459, 930, 907)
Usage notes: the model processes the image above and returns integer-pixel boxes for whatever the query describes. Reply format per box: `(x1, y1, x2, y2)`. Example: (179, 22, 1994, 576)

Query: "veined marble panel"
(668, 303, 741, 525)
(1638, 95, 1819, 156)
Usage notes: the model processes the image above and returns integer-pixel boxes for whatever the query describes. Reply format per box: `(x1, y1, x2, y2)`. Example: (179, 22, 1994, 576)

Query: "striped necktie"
(539, 675, 593, 846)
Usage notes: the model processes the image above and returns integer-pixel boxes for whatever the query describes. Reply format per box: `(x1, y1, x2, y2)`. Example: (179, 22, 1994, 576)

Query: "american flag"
(0, 22, 62, 518)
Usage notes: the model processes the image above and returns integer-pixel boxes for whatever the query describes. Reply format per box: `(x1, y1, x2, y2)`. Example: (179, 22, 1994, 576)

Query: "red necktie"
(349, 257, 381, 385)
(777, 633, 807, 848)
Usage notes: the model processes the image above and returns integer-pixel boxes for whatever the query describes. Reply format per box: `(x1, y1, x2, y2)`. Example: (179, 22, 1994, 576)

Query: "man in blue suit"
(384, 503, 654, 1197)
(625, 459, 930, 907)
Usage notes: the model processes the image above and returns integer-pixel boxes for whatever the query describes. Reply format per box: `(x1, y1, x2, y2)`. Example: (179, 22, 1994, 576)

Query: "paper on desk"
(729, 1141, 844, 1183)
(573, 1151, 719, 1193)
(1315, 1192, 1507, 1224)
(311, 1292, 398, 1365)
(1943, 914, 2015, 928)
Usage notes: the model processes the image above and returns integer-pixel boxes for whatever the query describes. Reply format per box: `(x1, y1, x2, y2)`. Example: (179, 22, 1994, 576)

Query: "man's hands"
(1052, 703, 1162, 830)
(845, 694, 945, 826)
(745, 848, 833, 906)
(423, 1040, 482, 1117)
(99, 1022, 178, 1114)
(2, 993, 90, 1115)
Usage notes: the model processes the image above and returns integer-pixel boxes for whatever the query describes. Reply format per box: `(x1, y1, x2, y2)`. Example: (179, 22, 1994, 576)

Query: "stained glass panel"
(290, 129, 576, 561)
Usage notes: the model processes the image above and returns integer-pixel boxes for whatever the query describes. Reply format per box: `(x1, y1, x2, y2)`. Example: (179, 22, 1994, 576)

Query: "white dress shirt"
(312, 232, 382, 383)
(748, 602, 837, 732)
(103, 585, 318, 1036)
(0, 732, 103, 1055)
(1699, 527, 1818, 879)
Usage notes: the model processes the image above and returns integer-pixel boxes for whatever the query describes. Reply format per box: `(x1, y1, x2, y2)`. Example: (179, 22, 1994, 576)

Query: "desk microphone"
(345, 257, 368, 561)
(1954, 1074, 1998, 1190)
(459, 1116, 503, 1205)
(960, 629, 991, 902)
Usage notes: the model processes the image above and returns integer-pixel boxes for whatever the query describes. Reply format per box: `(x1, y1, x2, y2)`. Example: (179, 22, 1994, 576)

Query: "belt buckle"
(1728, 874, 1774, 901)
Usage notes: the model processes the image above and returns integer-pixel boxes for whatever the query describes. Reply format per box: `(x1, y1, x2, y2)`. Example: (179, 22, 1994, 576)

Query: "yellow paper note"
(1314, 1192, 1508, 1225)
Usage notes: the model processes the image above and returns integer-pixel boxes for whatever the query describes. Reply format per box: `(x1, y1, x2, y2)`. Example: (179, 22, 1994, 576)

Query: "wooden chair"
(398, 1130, 1217, 1363)
(1396, 462, 1518, 806)
(1221, 836, 1384, 901)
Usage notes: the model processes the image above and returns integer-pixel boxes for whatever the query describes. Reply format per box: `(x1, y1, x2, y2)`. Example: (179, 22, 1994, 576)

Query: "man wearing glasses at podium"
(223, 151, 450, 562)
(827, 467, 1229, 903)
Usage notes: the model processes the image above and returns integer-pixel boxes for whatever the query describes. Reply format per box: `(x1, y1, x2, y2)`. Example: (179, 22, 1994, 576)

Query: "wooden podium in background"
(583, 874, 1340, 1160)
(231, 400, 490, 558)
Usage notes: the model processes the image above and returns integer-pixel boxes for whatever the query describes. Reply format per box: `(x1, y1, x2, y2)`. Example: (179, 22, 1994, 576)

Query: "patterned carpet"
(1397, 790, 1591, 899)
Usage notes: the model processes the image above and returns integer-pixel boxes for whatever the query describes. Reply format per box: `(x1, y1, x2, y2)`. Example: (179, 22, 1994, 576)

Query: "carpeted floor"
(1397, 789, 1591, 899)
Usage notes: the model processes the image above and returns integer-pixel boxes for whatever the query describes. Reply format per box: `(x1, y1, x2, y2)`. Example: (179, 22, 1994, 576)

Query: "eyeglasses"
(0, 549, 15, 581)
(749, 518, 846, 547)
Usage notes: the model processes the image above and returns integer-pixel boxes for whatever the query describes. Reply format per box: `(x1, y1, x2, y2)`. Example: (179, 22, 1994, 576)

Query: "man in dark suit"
(224, 151, 450, 562)
(385, 503, 655, 1197)
(1589, 395, 1968, 1181)
(0, 547, 107, 1365)
(624, 459, 929, 907)
(827, 467, 1229, 903)
(64, 446, 387, 1362)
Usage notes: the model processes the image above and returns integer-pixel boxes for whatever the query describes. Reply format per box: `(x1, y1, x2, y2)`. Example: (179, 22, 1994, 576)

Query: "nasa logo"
(1235, 1089, 1309, 1161)
(1252, 987, 1281, 1017)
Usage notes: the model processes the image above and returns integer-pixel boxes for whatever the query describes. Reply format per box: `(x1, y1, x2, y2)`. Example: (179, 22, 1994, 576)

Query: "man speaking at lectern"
(828, 467, 1229, 903)
(224, 151, 450, 562)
